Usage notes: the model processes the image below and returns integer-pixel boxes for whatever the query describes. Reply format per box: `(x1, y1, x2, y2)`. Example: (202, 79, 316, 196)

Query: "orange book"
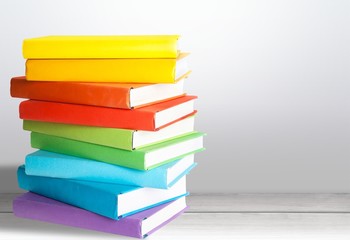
(25, 53, 190, 83)
(19, 96, 197, 131)
(11, 76, 185, 109)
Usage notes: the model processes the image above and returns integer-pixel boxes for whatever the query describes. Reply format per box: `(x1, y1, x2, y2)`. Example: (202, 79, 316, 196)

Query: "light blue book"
(25, 150, 196, 189)
(17, 165, 188, 220)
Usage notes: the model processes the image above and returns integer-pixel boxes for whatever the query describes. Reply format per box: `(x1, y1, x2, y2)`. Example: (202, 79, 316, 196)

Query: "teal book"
(30, 131, 205, 170)
(25, 150, 197, 189)
(17, 166, 187, 220)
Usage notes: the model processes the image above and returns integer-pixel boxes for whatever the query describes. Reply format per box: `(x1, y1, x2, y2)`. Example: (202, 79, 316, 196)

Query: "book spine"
(26, 59, 176, 83)
(25, 152, 168, 189)
(11, 78, 131, 109)
(13, 195, 142, 238)
(30, 132, 147, 170)
(23, 36, 178, 59)
(17, 166, 119, 219)
(23, 120, 134, 150)
(19, 100, 156, 130)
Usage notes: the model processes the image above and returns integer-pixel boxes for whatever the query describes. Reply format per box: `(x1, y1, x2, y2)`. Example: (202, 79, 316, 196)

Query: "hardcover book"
(23, 35, 180, 59)
(24, 116, 195, 150)
(13, 192, 188, 239)
(25, 150, 197, 189)
(30, 131, 205, 170)
(25, 53, 190, 83)
(11, 76, 186, 109)
(17, 165, 187, 220)
(19, 95, 197, 131)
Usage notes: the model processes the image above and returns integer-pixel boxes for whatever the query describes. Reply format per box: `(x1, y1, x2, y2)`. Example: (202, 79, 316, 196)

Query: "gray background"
(1, 0, 349, 193)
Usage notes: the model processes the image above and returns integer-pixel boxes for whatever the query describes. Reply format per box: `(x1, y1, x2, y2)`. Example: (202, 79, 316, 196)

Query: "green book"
(31, 132, 205, 170)
(24, 117, 195, 151)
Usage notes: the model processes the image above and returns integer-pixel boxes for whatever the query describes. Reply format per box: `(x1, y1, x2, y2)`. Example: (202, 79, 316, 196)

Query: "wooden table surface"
(1, 193, 350, 239)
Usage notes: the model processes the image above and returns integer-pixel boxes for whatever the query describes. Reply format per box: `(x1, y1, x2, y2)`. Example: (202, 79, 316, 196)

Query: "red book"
(19, 96, 197, 131)
(11, 76, 186, 109)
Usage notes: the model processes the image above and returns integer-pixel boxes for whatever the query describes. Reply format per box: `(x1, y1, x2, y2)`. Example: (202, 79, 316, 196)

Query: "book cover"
(11, 76, 186, 109)
(13, 192, 188, 239)
(23, 35, 180, 59)
(25, 150, 197, 189)
(30, 132, 205, 170)
(23, 116, 195, 150)
(19, 95, 197, 131)
(17, 166, 188, 220)
(25, 53, 190, 83)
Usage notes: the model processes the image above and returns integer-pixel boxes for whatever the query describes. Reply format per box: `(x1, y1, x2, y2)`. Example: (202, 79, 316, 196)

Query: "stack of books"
(10, 35, 205, 238)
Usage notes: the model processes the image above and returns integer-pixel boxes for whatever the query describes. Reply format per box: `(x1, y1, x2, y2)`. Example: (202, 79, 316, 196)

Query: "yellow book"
(23, 35, 180, 59)
(26, 53, 191, 83)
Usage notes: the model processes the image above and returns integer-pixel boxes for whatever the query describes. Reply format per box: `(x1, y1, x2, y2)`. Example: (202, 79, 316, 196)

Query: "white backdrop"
(1, 0, 349, 193)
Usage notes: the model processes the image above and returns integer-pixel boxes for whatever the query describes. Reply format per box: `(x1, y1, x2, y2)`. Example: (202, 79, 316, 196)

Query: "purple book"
(13, 192, 188, 239)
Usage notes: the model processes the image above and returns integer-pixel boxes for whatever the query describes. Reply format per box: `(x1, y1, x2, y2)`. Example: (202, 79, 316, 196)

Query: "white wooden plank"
(0, 193, 16, 212)
(3, 193, 350, 213)
(1, 212, 350, 240)
(187, 193, 350, 212)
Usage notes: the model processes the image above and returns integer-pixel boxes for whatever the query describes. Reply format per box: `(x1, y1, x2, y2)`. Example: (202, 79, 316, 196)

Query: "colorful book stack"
(10, 35, 205, 238)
